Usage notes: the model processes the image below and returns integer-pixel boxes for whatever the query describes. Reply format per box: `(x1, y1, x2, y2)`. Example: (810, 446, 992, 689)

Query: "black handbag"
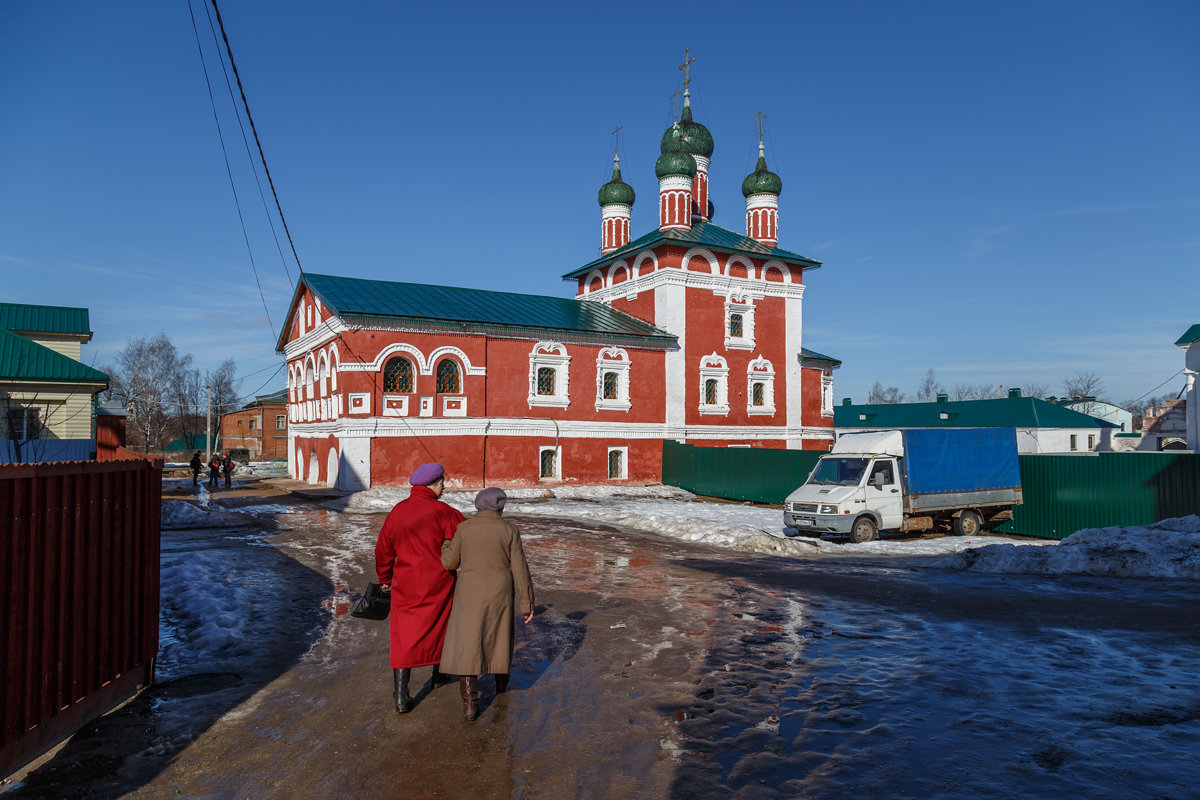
(350, 582, 391, 620)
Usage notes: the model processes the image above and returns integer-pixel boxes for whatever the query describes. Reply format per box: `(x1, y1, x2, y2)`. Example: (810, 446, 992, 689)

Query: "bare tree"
(951, 382, 1006, 401)
(104, 334, 194, 451)
(1062, 371, 1105, 401)
(1020, 382, 1050, 399)
(867, 381, 906, 404)
(914, 368, 945, 403)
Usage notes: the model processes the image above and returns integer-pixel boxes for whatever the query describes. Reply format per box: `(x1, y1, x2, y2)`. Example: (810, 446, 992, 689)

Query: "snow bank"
(161, 499, 250, 529)
(159, 553, 255, 675)
(333, 484, 1038, 559)
(936, 516, 1200, 579)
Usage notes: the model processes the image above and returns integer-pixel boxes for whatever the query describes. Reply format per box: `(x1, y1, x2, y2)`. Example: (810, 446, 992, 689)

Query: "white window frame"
(607, 446, 628, 480)
(698, 353, 730, 415)
(528, 342, 571, 408)
(538, 445, 562, 480)
(595, 347, 632, 412)
(6, 405, 44, 440)
(821, 373, 835, 417)
(746, 356, 776, 415)
(724, 298, 756, 350)
(276, 414, 286, 430)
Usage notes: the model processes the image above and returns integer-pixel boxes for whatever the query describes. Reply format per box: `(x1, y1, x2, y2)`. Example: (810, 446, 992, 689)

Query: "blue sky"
(2, 1, 1196, 407)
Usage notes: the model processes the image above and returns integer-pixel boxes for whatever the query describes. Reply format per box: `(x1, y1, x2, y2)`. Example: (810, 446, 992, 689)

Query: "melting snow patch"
(935, 516, 1200, 579)
(161, 499, 249, 529)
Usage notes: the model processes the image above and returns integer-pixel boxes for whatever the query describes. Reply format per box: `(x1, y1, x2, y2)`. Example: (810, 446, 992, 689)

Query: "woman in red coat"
(375, 462, 464, 713)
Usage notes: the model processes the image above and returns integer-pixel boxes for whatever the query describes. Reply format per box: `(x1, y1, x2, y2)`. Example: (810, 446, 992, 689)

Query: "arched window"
(383, 356, 414, 393)
(699, 353, 729, 415)
(729, 313, 744, 338)
(436, 359, 461, 394)
(305, 363, 315, 400)
(603, 372, 618, 400)
(537, 367, 556, 396)
(705, 379, 718, 405)
(746, 356, 776, 415)
(752, 382, 765, 406)
(539, 447, 560, 479)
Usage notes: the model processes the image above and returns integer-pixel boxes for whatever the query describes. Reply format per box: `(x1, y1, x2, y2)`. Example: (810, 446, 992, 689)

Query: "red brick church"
(277, 82, 839, 490)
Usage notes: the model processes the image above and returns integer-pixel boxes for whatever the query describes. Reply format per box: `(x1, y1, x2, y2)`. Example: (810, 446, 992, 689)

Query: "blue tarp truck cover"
(900, 428, 1021, 498)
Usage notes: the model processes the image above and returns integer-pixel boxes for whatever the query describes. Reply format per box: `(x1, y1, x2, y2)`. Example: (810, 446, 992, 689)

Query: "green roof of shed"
(278, 274, 677, 351)
(0, 302, 92, 338)
(0, 327, 109, 384)
(562, 220, 821, 280)
(834, 395, 1118, 430)
(1176, 324, 1200, 346)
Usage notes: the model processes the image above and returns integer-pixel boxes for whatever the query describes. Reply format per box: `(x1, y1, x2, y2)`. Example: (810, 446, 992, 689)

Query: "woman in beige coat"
(440, 487, 535, 721)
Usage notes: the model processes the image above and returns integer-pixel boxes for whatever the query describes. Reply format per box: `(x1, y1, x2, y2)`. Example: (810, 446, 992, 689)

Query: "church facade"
(278, 88, 839, 490)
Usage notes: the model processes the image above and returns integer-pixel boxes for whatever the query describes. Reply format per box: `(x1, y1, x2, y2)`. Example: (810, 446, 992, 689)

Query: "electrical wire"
(187, 0, 276, 336)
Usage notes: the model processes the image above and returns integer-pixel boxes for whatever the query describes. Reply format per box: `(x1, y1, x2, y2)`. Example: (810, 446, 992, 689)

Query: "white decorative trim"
(822, 373, 835, 417)
(595, 347, 632, 412)
(726, 254, 756, 279)
(746, 193, 780, 211)
(785, 293, 805, 433)
(631, 250, 658, 277)
(580, 262, 805, 306)
(601, 204, 632, 219)
(699, 353, 730, 415)
(607, 446, 629, 479)
(427, 346, 485, 376)
(287, 416, 836, 442)
(746, 356, 777, 415)
(442, 396, 467, 417)
(528, 341, 571, 408)
(419, 396, 434, 417)
(680, 247, 720, 275)
(328, 344, 340, 391)
(607, 261, 631, 286)
(538, 445, 562, 480)
(381, 394, 408, 417)
(762, 260, 792, 284)
(583, 269, 605, 294)
(724, 297, 756, 351)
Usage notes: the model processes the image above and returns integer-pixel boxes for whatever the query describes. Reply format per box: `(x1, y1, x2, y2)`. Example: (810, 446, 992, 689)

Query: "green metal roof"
(1175, 323, 1200, 346)
(798, 347, 841, 366)
(834, 396, 1118, 430)
(0, 327, 109, 385)
(0, 302, 91, 338)
(562, 220, 821, 280)
(278, 274, 677, 352)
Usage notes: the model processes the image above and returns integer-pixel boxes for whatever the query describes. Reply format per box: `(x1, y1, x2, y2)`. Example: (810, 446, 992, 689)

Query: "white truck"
(783, 428, 1023, 543)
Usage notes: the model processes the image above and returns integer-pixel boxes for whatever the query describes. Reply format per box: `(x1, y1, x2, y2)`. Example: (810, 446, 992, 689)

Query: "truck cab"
(784, 449, 903, 541)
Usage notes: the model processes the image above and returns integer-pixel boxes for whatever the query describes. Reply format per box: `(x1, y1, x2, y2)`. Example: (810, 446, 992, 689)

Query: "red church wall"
(610, 292, 656, 327)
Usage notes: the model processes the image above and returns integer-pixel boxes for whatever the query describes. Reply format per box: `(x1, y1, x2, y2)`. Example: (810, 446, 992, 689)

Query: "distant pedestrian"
(208, 455, 220, 488)
(189, 451, 203, 487)
(439, 487, 535, 721)
(374, 462, 464, 713)
(222, 452, 234, 489)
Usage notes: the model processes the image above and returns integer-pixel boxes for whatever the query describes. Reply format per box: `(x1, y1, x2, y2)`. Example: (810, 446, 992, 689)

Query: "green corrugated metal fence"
(662, 443, 1200, 539)
(998, 452, 1200, 539)
(662, 441, 823, 505)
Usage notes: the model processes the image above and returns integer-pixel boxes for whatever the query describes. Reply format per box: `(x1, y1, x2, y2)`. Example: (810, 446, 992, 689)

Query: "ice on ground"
(161, 499, 250, 529)
(935, 515, 1200, 580)
(158, 552, 255, 677)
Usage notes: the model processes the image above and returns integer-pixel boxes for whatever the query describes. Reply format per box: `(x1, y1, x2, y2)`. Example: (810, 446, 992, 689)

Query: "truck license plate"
(795, 517, 815, 527)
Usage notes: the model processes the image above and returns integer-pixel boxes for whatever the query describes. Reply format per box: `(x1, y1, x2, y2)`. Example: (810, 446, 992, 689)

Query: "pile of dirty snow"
(936, 516, 1200, 579)
(158, 553, 255, 676)
(161, 499, 250, 529)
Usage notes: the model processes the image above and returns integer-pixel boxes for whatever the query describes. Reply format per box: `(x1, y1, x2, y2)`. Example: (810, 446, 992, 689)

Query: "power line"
(187, 0, 276, 336)
(208, 0, 306, 282)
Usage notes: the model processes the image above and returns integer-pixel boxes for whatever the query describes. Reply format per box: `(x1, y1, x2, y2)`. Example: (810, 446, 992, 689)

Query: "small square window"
(249, 419, 256, 430)
(276, 415, 286, 430)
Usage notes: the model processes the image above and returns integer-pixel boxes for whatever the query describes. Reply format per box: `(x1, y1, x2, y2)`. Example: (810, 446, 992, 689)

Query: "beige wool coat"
(439, 510, 535, 676)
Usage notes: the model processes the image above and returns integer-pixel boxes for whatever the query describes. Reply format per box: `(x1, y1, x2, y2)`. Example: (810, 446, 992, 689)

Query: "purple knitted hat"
(409, 462, 445, 486)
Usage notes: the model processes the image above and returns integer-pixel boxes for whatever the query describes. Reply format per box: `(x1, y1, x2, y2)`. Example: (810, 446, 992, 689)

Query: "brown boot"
(459, 675, 479, 721)
(494, 673, 509, 694)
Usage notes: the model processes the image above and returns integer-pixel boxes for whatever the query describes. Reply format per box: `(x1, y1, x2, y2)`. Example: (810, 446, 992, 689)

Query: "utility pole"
(205, 379, 212, 462)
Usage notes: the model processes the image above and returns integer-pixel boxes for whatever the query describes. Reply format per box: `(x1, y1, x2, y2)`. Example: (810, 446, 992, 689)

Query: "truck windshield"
(807, 457, 870, 486)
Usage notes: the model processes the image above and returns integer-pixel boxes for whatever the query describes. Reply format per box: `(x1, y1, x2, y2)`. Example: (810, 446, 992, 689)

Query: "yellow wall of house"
(23, 333, 85, 362)
(1, 382, 100, 440)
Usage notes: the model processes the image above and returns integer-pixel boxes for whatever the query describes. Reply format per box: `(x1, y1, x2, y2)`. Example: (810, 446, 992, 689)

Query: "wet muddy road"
(8, 497, 1200, 800)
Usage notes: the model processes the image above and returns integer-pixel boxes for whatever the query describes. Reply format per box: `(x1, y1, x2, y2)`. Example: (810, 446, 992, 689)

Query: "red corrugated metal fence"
(0, 458, 161, 779)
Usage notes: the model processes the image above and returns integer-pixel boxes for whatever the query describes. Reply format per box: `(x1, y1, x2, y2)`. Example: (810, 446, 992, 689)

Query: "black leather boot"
(494, 673, 509, 694)
(393, 668, 413, 713)
(459, 676, 479, 721)
(431, 664, 453, 687)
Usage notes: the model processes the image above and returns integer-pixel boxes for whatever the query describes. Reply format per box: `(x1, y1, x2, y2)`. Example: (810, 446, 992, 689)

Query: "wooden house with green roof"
(277, 75, 839, 489)
(1, 302, 109, 462)
(834, 389, 1119, 453)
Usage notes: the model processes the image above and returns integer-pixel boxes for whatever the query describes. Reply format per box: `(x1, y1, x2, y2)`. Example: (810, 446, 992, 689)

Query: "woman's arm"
(509, 523, 535, 621)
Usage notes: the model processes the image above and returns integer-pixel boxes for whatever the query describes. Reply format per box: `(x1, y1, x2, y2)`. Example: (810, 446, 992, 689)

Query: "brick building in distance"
(219, 389, 288, 460)
(278, 82, 839, 489)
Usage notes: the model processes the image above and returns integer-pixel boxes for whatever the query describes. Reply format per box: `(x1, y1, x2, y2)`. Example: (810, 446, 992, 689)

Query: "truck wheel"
(952, 509, 983, 537)
(850, 517, 877, 543)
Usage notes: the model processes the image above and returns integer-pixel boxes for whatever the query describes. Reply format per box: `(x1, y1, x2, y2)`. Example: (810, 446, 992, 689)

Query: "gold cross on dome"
(611, 124, 623, 153)
(754, 110, 769, 139)
(667, 88, 680, 122)
(678, 47, 696, 89)
(676, 47, 696, 88)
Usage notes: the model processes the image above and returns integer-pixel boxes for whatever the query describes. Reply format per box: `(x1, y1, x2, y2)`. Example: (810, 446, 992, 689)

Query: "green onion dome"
(660, 90, 714, 158)
(655, 125, 697, 180)
(741, 141, 783, 197)
(597, 154, 635, 206)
